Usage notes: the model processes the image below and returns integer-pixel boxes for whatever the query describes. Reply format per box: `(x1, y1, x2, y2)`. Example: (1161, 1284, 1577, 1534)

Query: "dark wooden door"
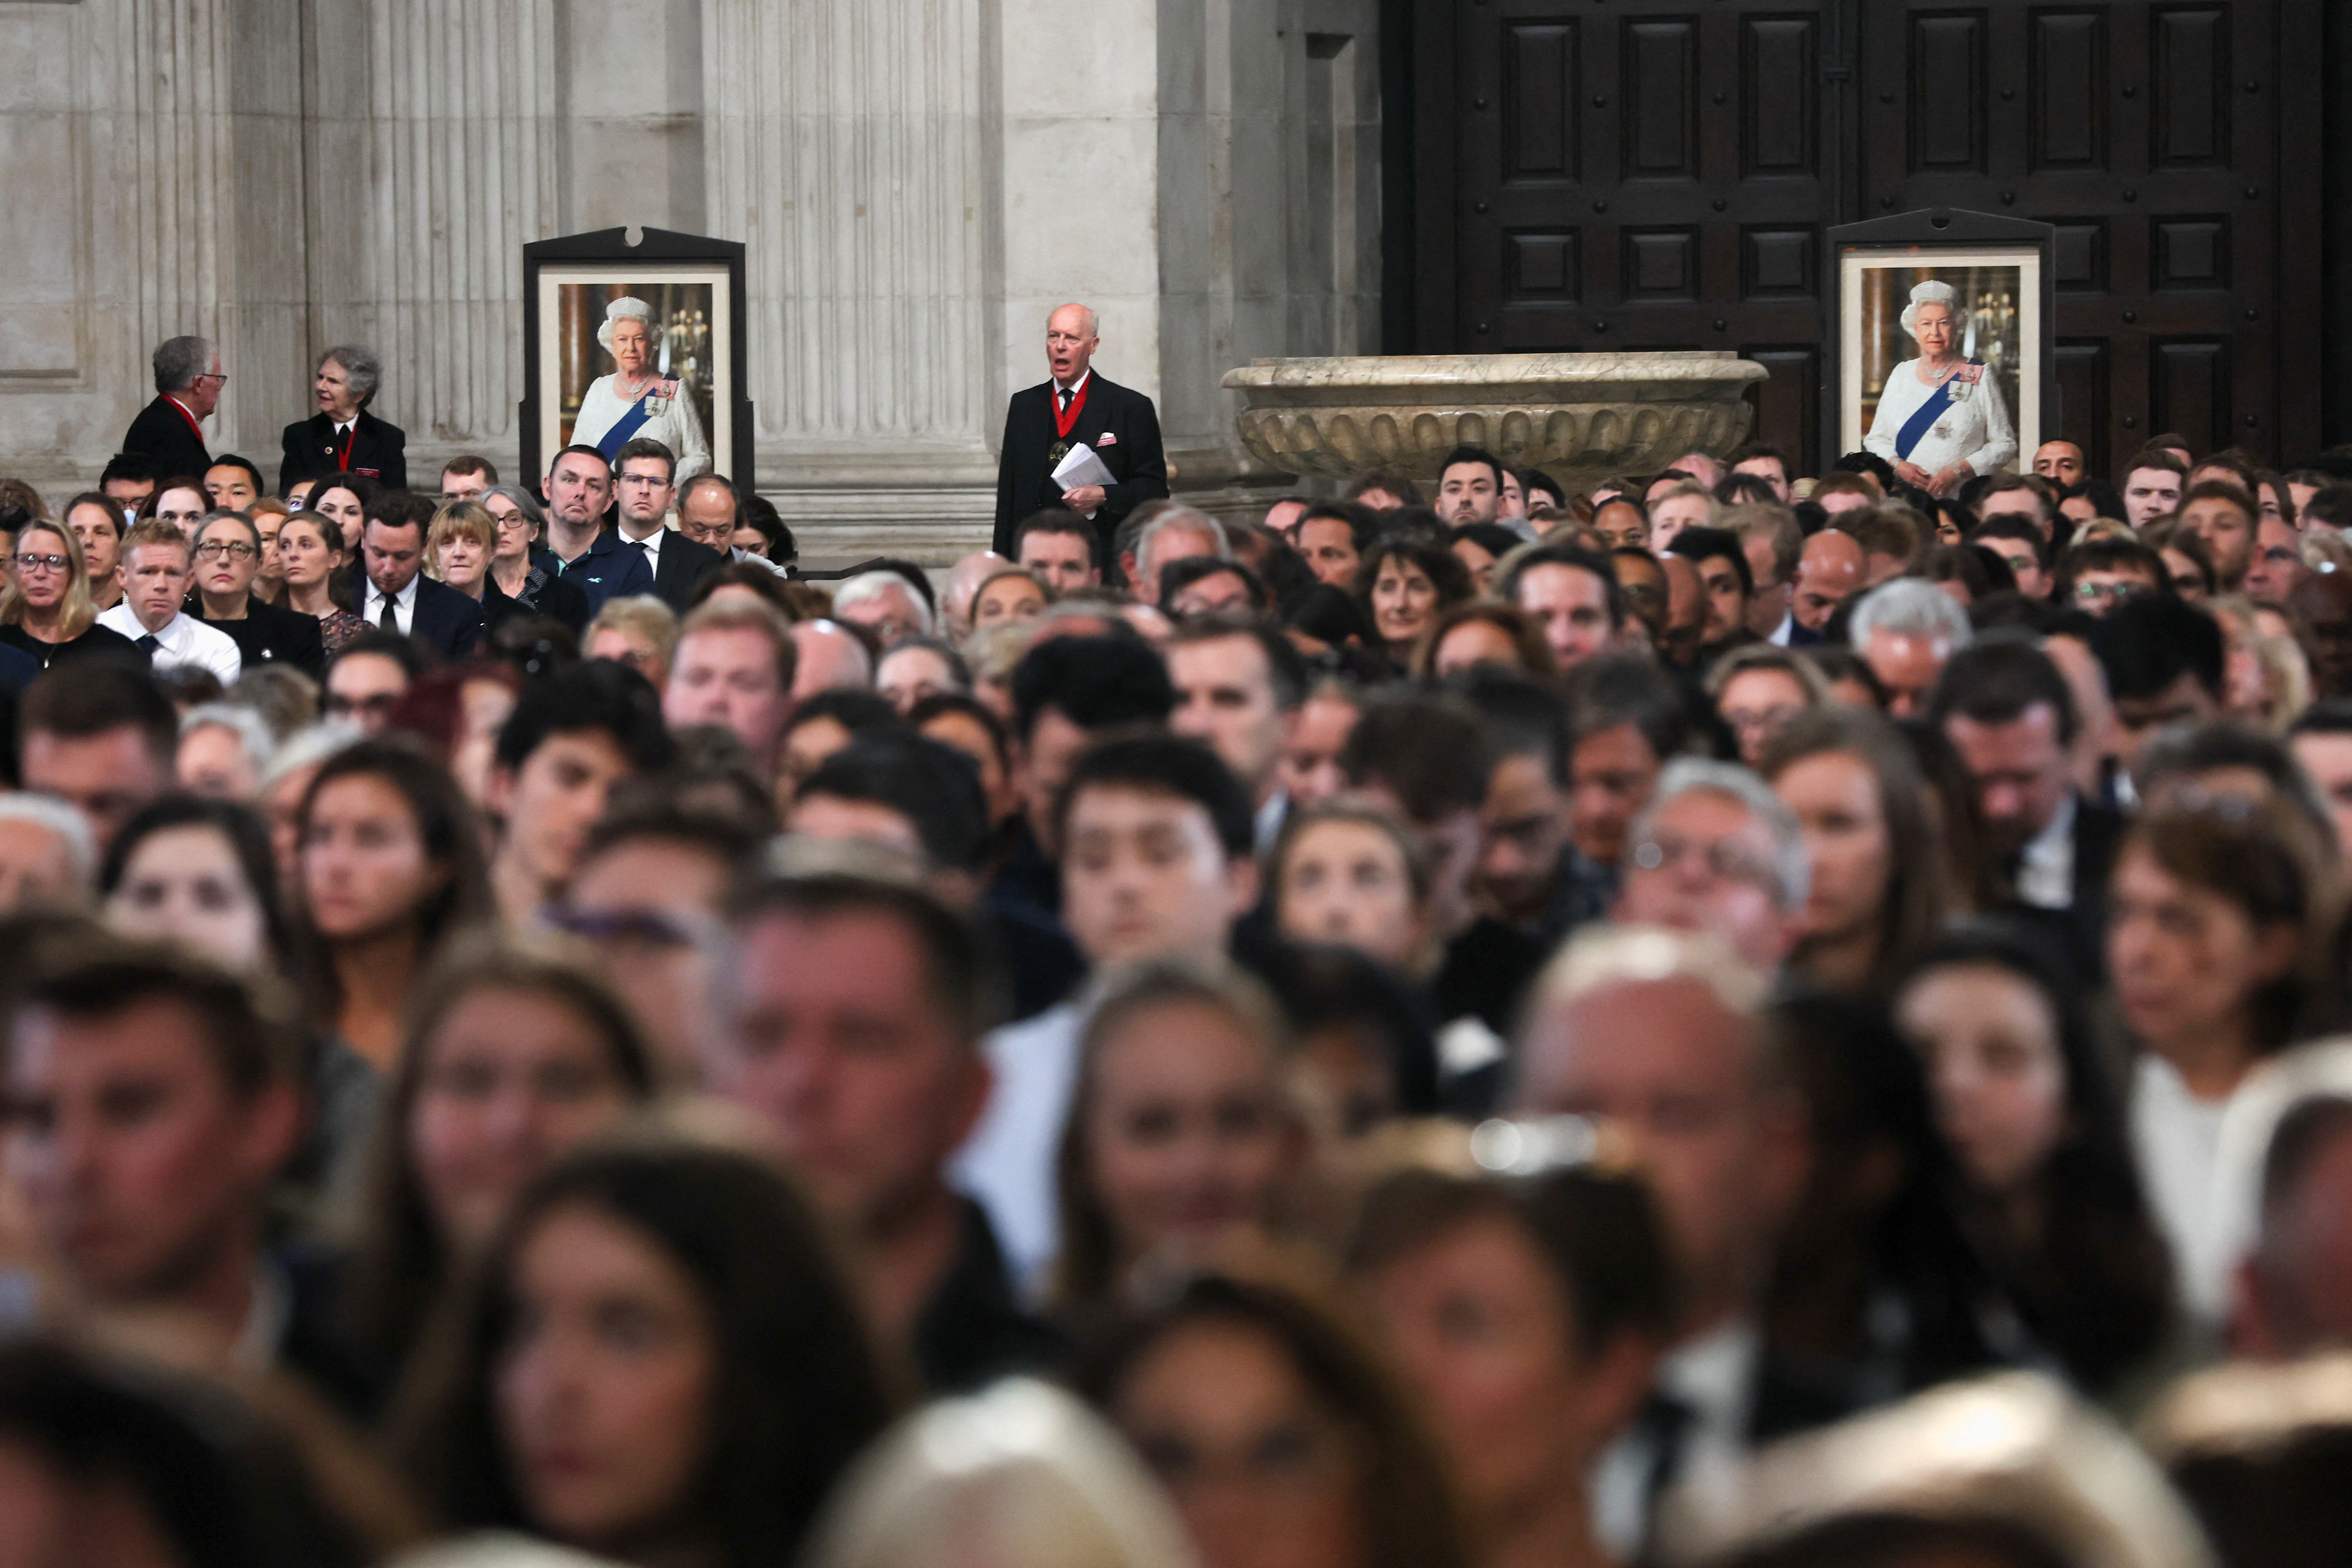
(1417, 0, 2323, 473)
(1855, 0, 2322, 472)
(1422, 0, 1851, 463)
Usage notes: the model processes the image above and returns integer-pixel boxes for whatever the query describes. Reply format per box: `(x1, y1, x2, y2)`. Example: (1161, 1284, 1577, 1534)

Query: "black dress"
(0, 620, 145, 669)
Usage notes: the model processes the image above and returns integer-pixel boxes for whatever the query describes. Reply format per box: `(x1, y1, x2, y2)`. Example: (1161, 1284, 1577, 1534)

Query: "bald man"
(992, 303, 1169, 564)
(1790, 530, 1864, 641)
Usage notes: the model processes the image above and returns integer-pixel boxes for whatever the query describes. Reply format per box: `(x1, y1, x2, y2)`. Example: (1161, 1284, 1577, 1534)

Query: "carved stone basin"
(1221, 351, 1769, 483)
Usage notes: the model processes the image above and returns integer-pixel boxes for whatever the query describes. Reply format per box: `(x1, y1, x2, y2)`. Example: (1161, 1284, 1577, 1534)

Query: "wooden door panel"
(1859, 0, 2311, 470)
(1447, 0, 1837, 360)
(1428, 0, 2317, 470)
(2030, 12, 2108, 171)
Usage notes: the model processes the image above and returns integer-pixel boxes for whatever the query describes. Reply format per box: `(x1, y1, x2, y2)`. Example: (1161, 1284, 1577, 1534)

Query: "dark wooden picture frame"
(519, 226, 755, 488)
(1822, 208, 2057, 480)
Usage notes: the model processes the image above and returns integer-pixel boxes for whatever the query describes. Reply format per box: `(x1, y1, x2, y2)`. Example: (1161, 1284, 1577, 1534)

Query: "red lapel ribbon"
(1053, 377, 1090, 440)
(337, 421, 356, 472)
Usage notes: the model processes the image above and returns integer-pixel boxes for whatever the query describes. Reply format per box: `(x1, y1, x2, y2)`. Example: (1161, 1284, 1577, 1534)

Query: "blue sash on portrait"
(1893, 361, 1979, 461)
(596, 393, 659, 461)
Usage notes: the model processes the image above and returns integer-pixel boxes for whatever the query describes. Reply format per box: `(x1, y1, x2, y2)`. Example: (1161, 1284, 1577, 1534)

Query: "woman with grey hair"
(479, 484, 591, 635)
(279, 343, 408, 491)
(1861, 278, 2017, 497)
(570, 295, 711, 479)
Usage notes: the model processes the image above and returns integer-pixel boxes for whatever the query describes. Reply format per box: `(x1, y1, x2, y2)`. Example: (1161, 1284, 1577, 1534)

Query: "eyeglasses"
(616, 473, 670, 488)
(193, 371, 227, 386)
(490, 515, 534, 535)
(1631, 830, 1777, 890)
(2073, 580, 2146, 605)
(195, 542, 259, 561)
(10, 553, 67, 573)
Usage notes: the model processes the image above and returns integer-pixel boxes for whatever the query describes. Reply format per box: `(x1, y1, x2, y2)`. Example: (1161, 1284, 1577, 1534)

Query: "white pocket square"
(1098, 432, 1118, 446)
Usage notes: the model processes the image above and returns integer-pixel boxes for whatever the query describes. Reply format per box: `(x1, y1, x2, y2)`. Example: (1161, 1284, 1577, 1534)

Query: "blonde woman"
(426, 500, 497, 598)
(583, 595, 681, 690)
(0, 515, 141, 667)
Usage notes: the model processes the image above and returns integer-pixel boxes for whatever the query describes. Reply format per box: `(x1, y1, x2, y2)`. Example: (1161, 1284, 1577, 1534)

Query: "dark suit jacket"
(192, 596, 326, 682)
(349, 569, 484, 662)
(280, 410, 407, 492)
(1995, 792, 2126, 986)
(120, 395, 212, 482)
(485, 567, 592, 638)
(991, 372, 1169, 556)
(604, 526, 727, 616)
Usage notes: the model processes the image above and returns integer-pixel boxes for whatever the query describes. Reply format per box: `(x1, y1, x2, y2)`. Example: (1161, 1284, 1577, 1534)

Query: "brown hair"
(1078, 1262, 1476, 1568)
(1052, 963, 1301, 1311)
(343, 934, 660, 1367)
(1349, 1164, 1677, 1357)
(1411, 599, 1556, 679)
(2118, 793, 2340, 1050)
(1760, 706, 1950, 998)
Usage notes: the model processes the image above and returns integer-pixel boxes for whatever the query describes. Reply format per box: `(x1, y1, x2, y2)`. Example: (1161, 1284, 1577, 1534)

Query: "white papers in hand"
(1051, 443, 1116, 491)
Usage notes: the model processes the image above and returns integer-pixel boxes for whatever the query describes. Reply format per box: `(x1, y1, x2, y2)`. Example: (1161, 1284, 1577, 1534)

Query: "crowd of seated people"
(8, 425, 2352, 1568)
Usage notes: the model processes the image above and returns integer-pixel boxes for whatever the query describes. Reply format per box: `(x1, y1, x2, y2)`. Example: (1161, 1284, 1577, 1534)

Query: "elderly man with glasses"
(120, 336, 224, 482)
(279, 344, 407, 492)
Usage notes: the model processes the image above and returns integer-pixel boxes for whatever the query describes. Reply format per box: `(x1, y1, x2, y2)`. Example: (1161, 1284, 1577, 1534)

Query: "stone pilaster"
(704, 0, 999, 557)
(302, 0, 564, 461)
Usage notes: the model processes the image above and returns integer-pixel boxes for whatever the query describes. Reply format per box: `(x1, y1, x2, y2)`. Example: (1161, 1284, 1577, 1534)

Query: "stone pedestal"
(1223, 352, 1769, 484)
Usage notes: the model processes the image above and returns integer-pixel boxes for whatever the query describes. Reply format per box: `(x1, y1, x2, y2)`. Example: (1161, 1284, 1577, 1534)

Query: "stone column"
(0, 0, 294, 482)
(302, 0, 565, 470)
(704, 0, 1001, 558)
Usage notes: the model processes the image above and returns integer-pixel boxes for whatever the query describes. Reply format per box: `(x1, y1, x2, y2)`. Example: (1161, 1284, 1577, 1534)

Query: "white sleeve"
(206, 629, 243, 687)
(1864, 367, 1909, 460)
(669, 388, 712, 480)
(1963, 371, 2018, 476)
(571, 377, 618, 450)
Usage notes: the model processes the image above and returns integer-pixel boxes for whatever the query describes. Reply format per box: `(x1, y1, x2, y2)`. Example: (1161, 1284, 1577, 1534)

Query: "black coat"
(192, 596, 326, 682)
(120, 396, 212, 482)
(603, 527, 728, 617)
(348, 570, 485, 662)
(991, 372, 1169, 556)
(1994, 794, 2128, 987)
(280, 410, 407, 493)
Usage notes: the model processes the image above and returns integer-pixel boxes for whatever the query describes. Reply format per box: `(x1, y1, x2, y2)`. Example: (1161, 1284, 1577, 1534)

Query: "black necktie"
(1058, 387, 1072, 413)
(379, 594, 398, 632)
(135, 633, 159, 653)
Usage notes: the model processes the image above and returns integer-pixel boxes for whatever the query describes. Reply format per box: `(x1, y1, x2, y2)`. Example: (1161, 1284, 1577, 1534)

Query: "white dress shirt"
(363, 573, 421, 636)
(1766, 609, 1794, 646)
(619, 522, 667, 576)
(1591, 1319, 1761, 1557)
(953, 998, 1085, 1300)
(2014, 789, 2077, 910)
(97, 603, 242, 685)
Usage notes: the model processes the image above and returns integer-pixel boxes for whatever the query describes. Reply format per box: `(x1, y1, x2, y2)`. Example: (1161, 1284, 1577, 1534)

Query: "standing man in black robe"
(120, 336, 222, 482)
(991, 303, 1168, 559)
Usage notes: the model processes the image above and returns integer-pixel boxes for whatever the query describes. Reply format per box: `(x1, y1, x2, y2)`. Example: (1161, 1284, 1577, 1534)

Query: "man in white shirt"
(610, 436, 727, 615)
(356, 493, 482, 659)
(952, 732, 1259, 1293)
(98, 521, 241, 686)
(1512, 925, 1811, 1555)
(1930, 639, 2127, 981)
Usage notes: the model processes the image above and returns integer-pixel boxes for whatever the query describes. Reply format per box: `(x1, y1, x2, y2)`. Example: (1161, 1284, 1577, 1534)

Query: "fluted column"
(302, 0, 563, 458)
(704, 0, 999, 543)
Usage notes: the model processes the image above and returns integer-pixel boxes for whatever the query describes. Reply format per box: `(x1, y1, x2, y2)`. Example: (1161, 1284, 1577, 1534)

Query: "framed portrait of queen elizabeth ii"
(1826, 211, 2056, 495)
(520, 227, 755, 486)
